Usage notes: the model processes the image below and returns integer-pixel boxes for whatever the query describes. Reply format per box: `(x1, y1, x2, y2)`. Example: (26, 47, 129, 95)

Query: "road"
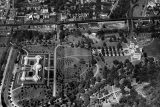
(1, 16, 160, 26)
(0, 47, 13, 107)
(47, 54, 51, 86)
(94, 64, 100, 77)
(53, 44, 64, 96)
(1, 47, 18, 107)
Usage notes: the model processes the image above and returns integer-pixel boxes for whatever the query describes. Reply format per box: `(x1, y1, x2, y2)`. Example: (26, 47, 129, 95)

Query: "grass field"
(132, 0, 149, 17)
(104, 56, 130, 67)
(0, 36, 10, 66)
(64, 47, 91, 57)
(0, 47, 7, 60)
(143, 38, 160, 59)
(0, 36, 10, 44)
(12, 85, 52, 107)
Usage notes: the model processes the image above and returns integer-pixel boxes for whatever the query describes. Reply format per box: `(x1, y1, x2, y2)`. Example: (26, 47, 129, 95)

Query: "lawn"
(56, 57, 79, 69)
(64, 47, 91, 57)
(132, 0, 149, 17)
(0, 47, 7, 60)
(143, 38, 160, 59)
(0, 37, 9, 60)
(12, 85, 52, 107)
(0, 36, 10, 44)
(105, 56, 130, 68)
(25, 45, 55, 54)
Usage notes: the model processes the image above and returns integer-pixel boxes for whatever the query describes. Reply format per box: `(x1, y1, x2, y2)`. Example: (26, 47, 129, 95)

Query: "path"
(112, 86, 119, 103)
(53, 44, 69, 96)
(94, 64, 100, 77)
(57, 55, 90, 60)
(98, 89, 121, 100)
(97, 85, 121, 100)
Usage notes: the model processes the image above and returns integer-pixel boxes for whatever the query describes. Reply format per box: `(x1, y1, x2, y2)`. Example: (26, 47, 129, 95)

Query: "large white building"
(20, 55, 42, 82)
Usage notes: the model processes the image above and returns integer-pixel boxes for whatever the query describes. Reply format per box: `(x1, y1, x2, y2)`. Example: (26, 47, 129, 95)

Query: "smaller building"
(123, 41, 142, 62)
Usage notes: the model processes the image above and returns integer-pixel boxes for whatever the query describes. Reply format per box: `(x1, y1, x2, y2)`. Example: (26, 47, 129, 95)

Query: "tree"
(85, 70, 94, 80)
(97, 30, 105, 39)
(91, 59, 97, 65)
(96, 76, 101, 82)
(117, 42, 122, 50)
(83, 94, 90, 107)
(79, 59, 86, 64)
(103, 42, 107, 47)
(102, 66, 109, 80)
(45, 33, 52, 40)
(143, 52, 147, 58)
(131, 0, 138, 4)
(101, 47, 105, 56)
(79, 80, 86, 89)
(113, 59, 120, 66)
(59, 31, 65, 42)
(90, 77, 96, 85)
(122, 36, 128, 43)
(79, 88, 85, 93)
(145, 71, 160, 106)
(84, 80, 90, 89)
(38, 33, 43, 40)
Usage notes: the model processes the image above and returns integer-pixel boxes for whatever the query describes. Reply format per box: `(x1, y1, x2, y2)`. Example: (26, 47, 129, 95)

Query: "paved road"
(53, 44, 61, 96)
(0, 47, 13, 107)
(94, 64, 100, 77)
(1, 47, 18, 107)
(1, 16, 160, 26)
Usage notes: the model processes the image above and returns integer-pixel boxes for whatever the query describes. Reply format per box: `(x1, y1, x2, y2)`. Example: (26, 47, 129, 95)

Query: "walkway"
(94, 64, 100, 77)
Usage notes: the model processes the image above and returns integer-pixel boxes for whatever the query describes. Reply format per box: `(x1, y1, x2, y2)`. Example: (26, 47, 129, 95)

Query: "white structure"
(20, 55, 42, 82)
(131, 53, 142, 62)
(147, 1, 156, 8)
(84, 32, 100, 43)
(123, 42, 142, 62)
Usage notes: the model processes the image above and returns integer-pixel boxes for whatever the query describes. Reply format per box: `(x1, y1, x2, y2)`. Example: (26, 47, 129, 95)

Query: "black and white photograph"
(0, 0, 160, 107)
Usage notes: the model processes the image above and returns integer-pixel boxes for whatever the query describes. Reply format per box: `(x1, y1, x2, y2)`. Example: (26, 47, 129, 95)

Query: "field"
(56, 46, 92, 82)
(11, 52, 54, 107)
(104, 56, 130, 67)
(12, 85, 52, 107)
(0, 36, 10, 65)
(0, 47, 7, 61)
(24, 44, 56, 54)
(132, 0, 149, 17)
(143, 38, 160, 59)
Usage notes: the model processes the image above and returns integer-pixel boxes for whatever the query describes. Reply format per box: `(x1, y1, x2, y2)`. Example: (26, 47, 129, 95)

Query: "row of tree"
(12, 30, 56, 44)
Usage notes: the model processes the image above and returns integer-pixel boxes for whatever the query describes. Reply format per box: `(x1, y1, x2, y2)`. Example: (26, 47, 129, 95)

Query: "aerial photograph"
(0, 0, 160, 107)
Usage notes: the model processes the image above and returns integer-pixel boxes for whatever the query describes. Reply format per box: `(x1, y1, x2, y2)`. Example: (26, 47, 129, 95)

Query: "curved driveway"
(0, 47, 13, 107)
